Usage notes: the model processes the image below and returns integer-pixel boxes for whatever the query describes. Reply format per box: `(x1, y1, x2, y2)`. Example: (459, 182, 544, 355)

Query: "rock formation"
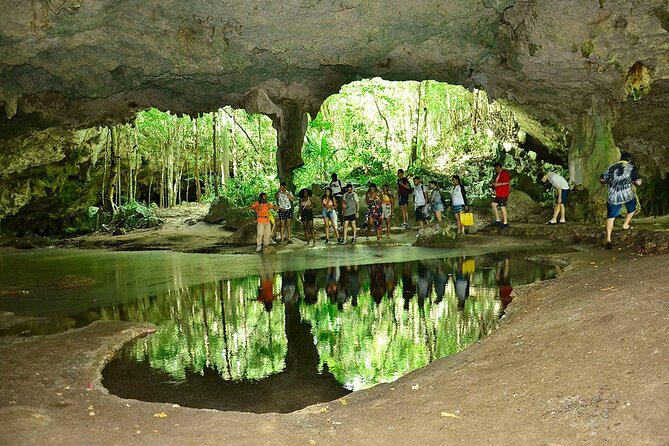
(0, 0, 667, 216)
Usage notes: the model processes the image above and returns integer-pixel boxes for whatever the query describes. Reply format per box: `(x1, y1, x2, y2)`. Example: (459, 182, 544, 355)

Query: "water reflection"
(100, 254, 553, 412)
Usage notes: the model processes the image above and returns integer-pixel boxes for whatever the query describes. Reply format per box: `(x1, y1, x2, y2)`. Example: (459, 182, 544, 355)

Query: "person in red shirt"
(490, 162, 510, 228)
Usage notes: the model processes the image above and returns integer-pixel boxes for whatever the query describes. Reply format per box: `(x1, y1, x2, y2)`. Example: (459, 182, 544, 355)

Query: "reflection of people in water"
(258, 257, 278, 312)
(345, 265, 360, 307)
(325, 266, 339, 304)
(336, 269, 349, 310)
(384, 263, 397, 300)
(455, 257, 472, 310)
(417, 261, 433, 308)
(496, 256, 513, 317)
(401, 262, 416, 310)
(302, 269, 318, 304)
(281, 270, 297, 304)
(433, 262, 448, 304)
(369, 264, 385, 305)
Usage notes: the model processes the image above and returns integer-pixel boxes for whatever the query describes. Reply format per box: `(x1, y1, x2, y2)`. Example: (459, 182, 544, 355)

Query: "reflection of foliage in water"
(100, 256, 554, 389)
(101, 276, 287, 382)
(299, 264, 499, 391)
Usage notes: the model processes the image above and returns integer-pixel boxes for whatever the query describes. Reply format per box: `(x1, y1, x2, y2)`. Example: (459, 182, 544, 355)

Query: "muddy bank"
(0, 249, 667, 445)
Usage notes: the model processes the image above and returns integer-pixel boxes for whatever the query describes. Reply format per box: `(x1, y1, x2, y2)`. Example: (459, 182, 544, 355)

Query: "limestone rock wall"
(0, 0, 668, 198)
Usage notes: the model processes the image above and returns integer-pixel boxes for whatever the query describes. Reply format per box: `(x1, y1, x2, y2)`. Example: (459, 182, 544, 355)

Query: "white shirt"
(547, 172, 569, 190)
(451, 185, 465, 206)
(414, 184, 427, 207)
(330, 180, 343, 196)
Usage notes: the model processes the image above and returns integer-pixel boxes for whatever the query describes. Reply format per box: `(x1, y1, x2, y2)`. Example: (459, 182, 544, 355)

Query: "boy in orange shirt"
(247, 192, 277, 252)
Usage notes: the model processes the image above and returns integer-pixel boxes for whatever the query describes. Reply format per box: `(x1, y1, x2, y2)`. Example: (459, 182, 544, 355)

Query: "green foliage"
(112, 201, 162, 230)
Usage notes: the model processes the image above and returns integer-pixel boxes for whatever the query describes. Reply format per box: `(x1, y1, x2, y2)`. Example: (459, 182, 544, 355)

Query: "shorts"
(493, 197, 508, 207)
(382, 203, 392, 219)
(432, 202, 445, 213)
(278, 209, 293, 220)
(322, 209, 336, 220)
(398, 195, 409, 206)
(344, 214, 357, 222)
(415, 205, 428, 221)
(452, 204, 464, 214)
(300, 209, 313, 222)
(556, 189, 569, 204)
(607, 198, 637, 219)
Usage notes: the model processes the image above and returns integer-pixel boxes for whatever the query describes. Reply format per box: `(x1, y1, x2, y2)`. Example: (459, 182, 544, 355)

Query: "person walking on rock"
(247, 192, 277, 253)
(342, 184, 359, 243)
(329, 173, 345, 227)
(276, 182, 296, 243)
(600, 152, 642, 250)
(413, 176, 429, 230)
(538, 171, 570, 224)
(397, 169, 412, 228)
(450, 175, 469, 235)
(490, 162, 510, 228)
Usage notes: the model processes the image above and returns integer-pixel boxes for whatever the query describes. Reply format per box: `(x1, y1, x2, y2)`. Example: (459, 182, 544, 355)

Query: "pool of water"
(0, 248, 558, 413)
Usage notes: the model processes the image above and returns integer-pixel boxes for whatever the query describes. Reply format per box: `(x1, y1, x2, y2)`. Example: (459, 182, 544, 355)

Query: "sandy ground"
(0, 206, 668, 445)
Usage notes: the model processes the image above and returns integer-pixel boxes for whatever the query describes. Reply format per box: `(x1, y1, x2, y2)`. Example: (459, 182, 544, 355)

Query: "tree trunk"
(372, 94, 390, 153)
(212, 112, 219, 195)
(193, 116, 202, 204)
(221, 114, 230, 184)
(105, 126, 119, 216)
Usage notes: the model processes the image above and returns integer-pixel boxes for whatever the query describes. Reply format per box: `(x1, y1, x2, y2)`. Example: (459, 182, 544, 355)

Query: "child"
(428, 180, 444, 224)
(246, 192, 277, 252)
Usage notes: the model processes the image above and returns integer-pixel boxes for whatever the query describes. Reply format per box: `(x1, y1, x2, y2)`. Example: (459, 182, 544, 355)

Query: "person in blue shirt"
(599, 152, 642, 249)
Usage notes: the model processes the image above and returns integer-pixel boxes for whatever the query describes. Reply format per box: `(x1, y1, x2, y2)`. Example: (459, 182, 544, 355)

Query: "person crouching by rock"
(428, 180, 444, 225)
(538, 171, 570, 224)
(599, 151, 642, 250)
(246, 192, 277, 253)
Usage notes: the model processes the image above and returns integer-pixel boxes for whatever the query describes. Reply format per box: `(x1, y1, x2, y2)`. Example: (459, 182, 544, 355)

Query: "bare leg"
(622, 211, 635, 229)
(324, 218, 330, 241)
(559, 204, 566, 222)
(287, 218, 292, 241)
(501, 206, 508, 224)
(310, 222, 316, 245)
(367, 217, 373, 238)
(352, 222, 357, 239)
(550, 205, 560, 223)
(303, 222, 309, 244)
(385, 218, 391, 237)
(333, 219, 340, 239)
(492, 202, 500, 222)
(343, 220, 349, 241)
(435, 210, 442, 223)
(455, 213, 462, 234)
(605, 217, 615, 243)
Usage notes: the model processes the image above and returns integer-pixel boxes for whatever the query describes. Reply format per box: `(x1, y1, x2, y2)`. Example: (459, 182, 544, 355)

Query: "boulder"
(227, 221, 258, 246)
(204, 196, 233, 223)
(506, 190, 544, 223)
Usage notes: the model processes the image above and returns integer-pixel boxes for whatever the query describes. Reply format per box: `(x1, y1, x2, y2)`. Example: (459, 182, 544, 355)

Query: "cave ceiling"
(0, 0, 668, 168)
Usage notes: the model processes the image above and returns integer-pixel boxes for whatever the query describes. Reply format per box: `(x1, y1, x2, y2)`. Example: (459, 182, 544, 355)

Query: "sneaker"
(500, 223, 509, 229)
(287, 239, 294, 244)
(255, 246, 263, 252)
(351, 238, 356, 244)
(338, 238, 346, 244)
(605, 241, 612, 250)
(269, 239, 277, 245)
(492, 220, 502, 226)
(325, 239, 330, 244)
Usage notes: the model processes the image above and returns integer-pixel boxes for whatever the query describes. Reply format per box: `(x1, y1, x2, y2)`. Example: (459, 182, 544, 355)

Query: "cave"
(2, 0, 669, 228)
(1, 2, 669, 445)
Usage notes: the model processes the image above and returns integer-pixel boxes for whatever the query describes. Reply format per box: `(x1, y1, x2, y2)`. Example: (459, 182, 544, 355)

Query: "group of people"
(248, 170, 475, 252)
(248, 152, 642, 253)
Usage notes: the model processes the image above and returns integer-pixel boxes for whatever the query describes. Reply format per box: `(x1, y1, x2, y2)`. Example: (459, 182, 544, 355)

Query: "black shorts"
(493, 197, 508, 207)
(344, 214, 357, 222)
(399, 195, 409, 206)
(415, 206, 428, 221)
(300, 209, 313, 222)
